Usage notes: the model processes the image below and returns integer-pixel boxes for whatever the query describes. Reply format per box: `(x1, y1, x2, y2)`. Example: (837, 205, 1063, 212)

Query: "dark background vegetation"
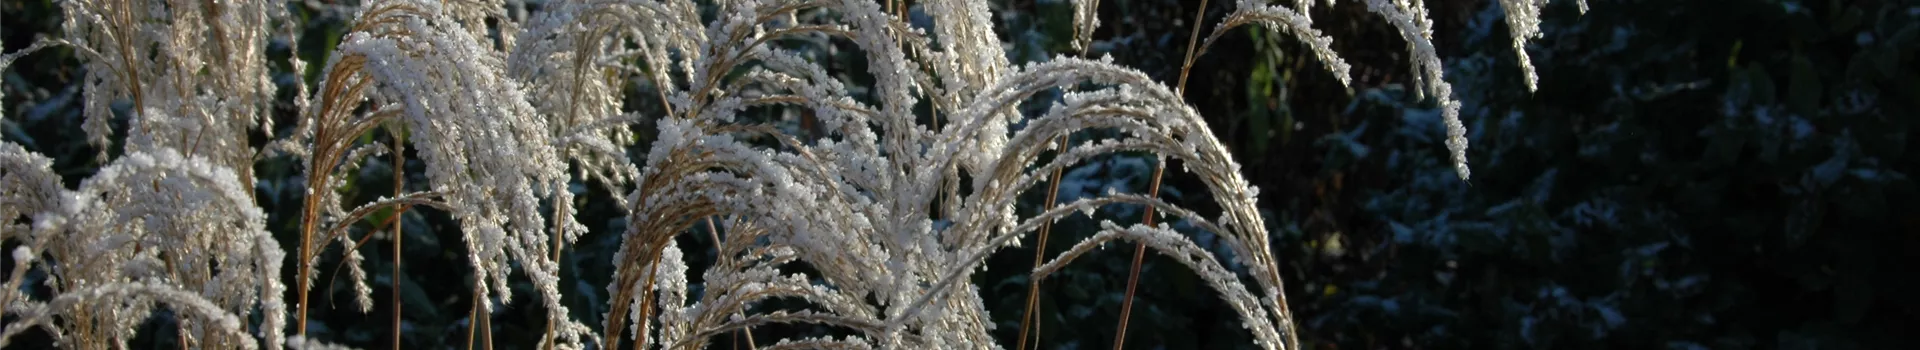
(3, 0, 1917, 349)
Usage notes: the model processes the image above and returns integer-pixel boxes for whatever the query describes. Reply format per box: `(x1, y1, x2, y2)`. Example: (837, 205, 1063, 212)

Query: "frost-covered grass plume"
(0, 0, 1573, 348)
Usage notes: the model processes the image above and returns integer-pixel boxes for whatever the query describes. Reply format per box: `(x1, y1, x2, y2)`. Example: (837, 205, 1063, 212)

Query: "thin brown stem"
(1025, 21, 1109, 350)
(1020, 19, 1107, 349)
(467, 292, 480, 350)
(1112, 165, 1165, 350)
(1016, 134, 1069, 350)
(483, 307, 495, 350)
(392, 131, 406, 350)
(295, 149, 326, 338)
(1176, 0, 1212, 94)
(1114, 0, 1208, 347)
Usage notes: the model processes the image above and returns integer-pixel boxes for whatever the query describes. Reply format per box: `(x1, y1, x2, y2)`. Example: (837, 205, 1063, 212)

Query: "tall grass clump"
(0, 0, 1575, 348)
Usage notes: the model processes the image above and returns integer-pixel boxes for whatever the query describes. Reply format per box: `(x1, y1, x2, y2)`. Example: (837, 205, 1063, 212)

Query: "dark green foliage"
(1297, 0, 1920, 348)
